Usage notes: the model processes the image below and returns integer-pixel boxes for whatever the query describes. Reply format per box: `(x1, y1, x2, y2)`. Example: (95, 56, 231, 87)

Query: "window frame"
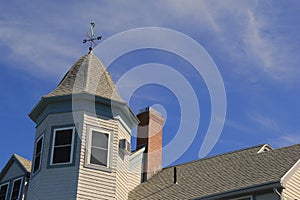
(50, 126, 75, 166)
(9, 177, 23, 200)
(0, 182, 9, 200)
(85, 126, 111, 170)
(32, 134, 44, 174)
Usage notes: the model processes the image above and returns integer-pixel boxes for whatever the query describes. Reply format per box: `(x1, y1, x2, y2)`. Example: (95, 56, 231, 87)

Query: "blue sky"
(0, 1, 300, 169)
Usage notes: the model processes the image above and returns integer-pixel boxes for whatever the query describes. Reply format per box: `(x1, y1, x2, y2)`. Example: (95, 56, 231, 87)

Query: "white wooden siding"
(128, 156, 143, 192)
(115, 121, 131, 200)
(27, 112, 81, 200)
(282, 166, 300, 200)
(28, 111, 139, 200)
(76, 113, 118, 200)
(127, 147, 144, 192)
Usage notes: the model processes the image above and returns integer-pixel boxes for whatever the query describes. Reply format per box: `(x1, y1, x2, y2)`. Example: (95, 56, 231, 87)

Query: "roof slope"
(129, 144, 300, 200)
(45, 51, 123, 102)
(14, 154, 32, 173)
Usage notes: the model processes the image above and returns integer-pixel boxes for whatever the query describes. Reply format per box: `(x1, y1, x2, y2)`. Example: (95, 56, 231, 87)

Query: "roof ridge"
(84, 53, 92, 93)
(164, 144, 266, 169)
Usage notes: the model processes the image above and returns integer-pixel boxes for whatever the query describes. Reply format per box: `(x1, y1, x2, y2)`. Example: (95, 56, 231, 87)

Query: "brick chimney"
(137, 107, 164, 182)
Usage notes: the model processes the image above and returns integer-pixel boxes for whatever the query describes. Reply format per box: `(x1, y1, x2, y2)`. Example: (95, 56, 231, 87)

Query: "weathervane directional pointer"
(83, 22, 102, 50)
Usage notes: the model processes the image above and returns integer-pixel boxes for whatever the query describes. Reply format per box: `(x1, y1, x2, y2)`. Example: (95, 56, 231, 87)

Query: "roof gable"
(129, 144, 300, 200)
(0, 154, 31, 182)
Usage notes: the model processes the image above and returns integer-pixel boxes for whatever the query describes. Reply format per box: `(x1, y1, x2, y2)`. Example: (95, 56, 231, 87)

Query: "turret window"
(50, 127, 75, 165)
(86, 127, 111, 169)
(33, 134, 44, 173)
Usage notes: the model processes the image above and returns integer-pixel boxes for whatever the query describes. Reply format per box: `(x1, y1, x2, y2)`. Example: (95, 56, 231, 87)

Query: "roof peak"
(44, 53, 123, 102)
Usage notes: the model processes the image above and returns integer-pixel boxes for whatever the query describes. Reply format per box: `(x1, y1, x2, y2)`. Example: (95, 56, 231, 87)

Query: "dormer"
(257, 144, 273, 154)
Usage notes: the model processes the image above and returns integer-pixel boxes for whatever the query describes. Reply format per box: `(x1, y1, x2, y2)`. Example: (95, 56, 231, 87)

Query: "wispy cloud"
(225, 118, 250, 133)
(0, 0, 299, 84)
(248, 112, 280, 132)
(269, 133, 300, 148)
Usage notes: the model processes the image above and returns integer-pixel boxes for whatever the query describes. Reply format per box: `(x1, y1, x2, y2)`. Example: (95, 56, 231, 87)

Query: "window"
(86, 128, 110, 168)
(0, 183, 9, 200)
(10, 178, 23, 200)
(50, 127, 75, 165)
(33, 135, 44, 173)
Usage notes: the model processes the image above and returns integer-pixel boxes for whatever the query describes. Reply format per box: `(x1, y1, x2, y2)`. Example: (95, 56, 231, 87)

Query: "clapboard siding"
(115, 121, 131, 200)
(282, 166, 300, 200)
(27, 112, 81, 200)
(128, 150, 143, 192)
(76, 113, 119, 200)
(128, 160, 143, 191)
(28, 110, 138, 200)
(1, 162, 25, 182)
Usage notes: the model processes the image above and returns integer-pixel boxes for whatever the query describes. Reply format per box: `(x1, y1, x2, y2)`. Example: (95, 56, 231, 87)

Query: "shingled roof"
(129, 144, 300, 200)
(45, 50, 123, 102)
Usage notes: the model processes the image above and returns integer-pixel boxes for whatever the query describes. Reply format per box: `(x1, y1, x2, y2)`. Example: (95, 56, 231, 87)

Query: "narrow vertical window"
(50, 127, 75, 165)
(33, 135, 43, 173)
(10, 178, 22, 200)
(0, 183, 8, 200)
(90, 131, 109, 166)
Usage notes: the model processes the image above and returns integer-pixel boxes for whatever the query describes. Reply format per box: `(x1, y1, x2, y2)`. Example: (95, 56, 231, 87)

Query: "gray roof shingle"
(129, 144, 300, 200)
(45, 51, 123, 102)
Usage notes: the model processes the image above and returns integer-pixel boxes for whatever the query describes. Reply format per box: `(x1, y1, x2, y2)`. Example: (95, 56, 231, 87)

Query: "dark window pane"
(0, 184, 8, 200)
(55, 129, 73, 146)
(53, 146, 71, 163)
(36, 138, 43, 155)
(91, 131, 108, 149)
(90, 148, 107, 166)
(33, 154, 41, 173)
(11, 179, 21, 200)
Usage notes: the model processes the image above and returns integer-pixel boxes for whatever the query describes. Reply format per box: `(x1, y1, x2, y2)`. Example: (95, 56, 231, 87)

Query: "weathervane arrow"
(83, 22, 102, 50)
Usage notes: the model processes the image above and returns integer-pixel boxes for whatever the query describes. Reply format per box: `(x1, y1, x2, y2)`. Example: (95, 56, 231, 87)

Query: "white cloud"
(0, 0, 299, 83)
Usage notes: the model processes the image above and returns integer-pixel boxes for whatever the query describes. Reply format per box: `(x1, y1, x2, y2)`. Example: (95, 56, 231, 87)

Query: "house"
(0, 48, 299, 200)
(128, 144, 300, 200)
(0, 154, 31, 200)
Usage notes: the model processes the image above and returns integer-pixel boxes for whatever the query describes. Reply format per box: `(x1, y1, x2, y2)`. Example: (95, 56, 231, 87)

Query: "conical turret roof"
(45, 51, 123, 102)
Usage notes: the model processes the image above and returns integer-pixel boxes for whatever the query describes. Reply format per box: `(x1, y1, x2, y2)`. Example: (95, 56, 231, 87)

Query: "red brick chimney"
(137, 107, 164, 182)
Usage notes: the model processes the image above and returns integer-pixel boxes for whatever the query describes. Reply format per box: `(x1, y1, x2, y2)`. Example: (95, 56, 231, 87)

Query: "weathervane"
(83, 22, 102, 50)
